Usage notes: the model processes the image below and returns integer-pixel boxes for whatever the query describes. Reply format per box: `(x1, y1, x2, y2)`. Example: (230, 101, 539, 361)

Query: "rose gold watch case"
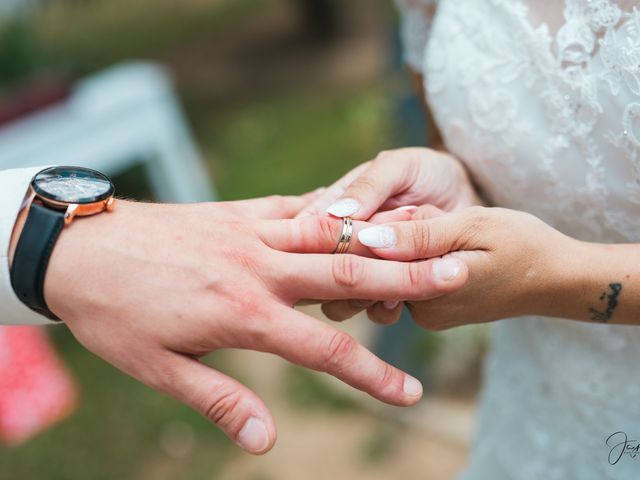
(25, 188, 115, 225)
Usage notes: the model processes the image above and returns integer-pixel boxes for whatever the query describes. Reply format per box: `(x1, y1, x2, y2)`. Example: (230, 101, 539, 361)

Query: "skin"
(357, 204, 640, 327)
(313, 70, 640, 329)
(7, 195, 468, 454)
(299, 146, 481, 325)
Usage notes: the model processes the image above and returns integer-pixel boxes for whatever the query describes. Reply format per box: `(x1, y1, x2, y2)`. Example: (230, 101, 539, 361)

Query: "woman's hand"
(37, 196, 467, 454)
(298, 147, 482, 220)
(352, 206, 576, 329)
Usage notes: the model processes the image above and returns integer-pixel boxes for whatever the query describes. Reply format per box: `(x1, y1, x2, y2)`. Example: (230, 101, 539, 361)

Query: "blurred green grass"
(0, 1, 395, 478)
(201, 84, 390, 200)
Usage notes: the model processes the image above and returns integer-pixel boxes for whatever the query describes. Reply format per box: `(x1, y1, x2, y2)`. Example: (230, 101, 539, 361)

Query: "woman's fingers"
(367, 301, 404, 325)
(368, 206, 417, 224)
(257, 306, 423, 406)
(271, 252, 468, 302)
(153, 353, 276, 455)
(411, 204, 446, 221)
(296, 162, 372, 218)
(321, 299, 376, 322)
(321, 299, 402, 325)
(324, 150, 423, 220)
(357, 210, 480, 261)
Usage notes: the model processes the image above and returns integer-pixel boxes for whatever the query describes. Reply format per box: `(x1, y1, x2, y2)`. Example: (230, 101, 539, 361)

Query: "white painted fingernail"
(326, 198, 361, 217)
(358, 226, 396, 248)
(403, 376, 423, 397)
(396, 205, 418, 213)
(433, 258, 463, 283)
(384, 300, 400, 310)
(237, 417, 270, 453)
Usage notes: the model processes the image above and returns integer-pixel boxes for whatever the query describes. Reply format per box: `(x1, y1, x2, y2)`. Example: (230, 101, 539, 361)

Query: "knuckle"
(459, 207, 489, 245)
(407, 262, 424, 292)
(266, 194, 287, 210)
(406, 262, 437, 298)
(373, 150, 394, 164)
(331, 255, 365, 289)
(378, 362, 397, 392)
(323, 330, 358, 370)
(316, 215, 341, 246)
(349, 175, 378, 196)
(410, 222, 431, 257)
(204, 389, 244, 426)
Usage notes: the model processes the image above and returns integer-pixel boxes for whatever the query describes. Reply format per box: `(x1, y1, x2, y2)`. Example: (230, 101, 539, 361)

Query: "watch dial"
(32, 167, 114, 204)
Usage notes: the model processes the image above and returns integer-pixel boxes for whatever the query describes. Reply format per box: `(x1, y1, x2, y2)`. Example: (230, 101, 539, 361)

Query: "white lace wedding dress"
(394, 1, 640, 478)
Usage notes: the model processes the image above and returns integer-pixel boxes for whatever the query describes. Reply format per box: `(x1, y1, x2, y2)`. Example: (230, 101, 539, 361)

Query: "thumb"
(157, 353, 276, 455)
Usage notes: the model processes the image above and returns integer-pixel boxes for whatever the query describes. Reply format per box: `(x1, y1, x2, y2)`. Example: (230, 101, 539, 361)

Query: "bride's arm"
(547, 240, 639, 325)
(355, 205, 640, 328)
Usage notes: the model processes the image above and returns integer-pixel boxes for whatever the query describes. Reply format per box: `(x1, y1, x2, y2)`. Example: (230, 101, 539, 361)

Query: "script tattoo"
(589, 282, 622, 323)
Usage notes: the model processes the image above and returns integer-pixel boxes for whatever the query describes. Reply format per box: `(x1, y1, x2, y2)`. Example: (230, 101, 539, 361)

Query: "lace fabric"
(395, 1, 640, 479)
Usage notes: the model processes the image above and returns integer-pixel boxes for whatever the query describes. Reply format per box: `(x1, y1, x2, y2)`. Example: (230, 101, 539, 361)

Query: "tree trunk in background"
(297, 0, 341, 42)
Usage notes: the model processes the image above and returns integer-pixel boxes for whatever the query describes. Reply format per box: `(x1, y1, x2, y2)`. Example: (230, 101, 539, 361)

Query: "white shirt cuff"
(0, 167, 58, 325)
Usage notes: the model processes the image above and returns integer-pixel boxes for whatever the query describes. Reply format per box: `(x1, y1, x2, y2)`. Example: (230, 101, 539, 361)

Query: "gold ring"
(333, 217, 353, 254)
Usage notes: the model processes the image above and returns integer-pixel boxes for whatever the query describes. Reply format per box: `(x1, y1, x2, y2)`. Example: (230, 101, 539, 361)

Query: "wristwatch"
(10, 166, 116, 321)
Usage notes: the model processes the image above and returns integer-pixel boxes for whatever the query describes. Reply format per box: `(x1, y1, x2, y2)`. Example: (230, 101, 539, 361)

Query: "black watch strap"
(10, 203, 65, 321)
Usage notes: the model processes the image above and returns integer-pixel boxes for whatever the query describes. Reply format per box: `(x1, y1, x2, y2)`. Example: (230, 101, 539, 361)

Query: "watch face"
(32, 167, 114, 204)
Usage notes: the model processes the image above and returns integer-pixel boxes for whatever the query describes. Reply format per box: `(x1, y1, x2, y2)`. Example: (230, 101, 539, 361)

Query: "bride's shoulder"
(394, 0, 438, 18)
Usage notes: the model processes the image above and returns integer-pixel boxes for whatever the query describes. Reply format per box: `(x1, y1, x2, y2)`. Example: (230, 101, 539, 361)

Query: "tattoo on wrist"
(588, 282, 622, 323)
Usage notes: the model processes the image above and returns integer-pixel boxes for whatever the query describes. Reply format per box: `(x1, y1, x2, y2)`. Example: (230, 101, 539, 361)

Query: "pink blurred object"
(0, 326, 78, 445)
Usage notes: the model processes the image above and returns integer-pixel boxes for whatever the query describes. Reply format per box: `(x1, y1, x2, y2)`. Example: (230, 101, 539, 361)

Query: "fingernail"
(237, 417, 270, 453)
(396, 205, 418, 213)
(326, 198, 361, 217)
(433, 258, 463, 283)
(384, 300, 400, 310)
(314, 186, 327, 195)
(403, 376, 423, 397)
(358, 226, 396, 248)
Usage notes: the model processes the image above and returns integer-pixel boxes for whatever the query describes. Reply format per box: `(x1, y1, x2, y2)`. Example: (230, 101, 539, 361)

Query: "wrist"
(43, 200, 132, 320)
(505, 228, 582, 319)
(527, 235, 596, 320)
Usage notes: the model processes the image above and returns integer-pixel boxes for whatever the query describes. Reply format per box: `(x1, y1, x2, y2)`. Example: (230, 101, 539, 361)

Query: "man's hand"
(33, 196, 466, 454)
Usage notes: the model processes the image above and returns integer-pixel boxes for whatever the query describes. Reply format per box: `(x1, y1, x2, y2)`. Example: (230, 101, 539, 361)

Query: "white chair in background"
(0, 61, 216, 203)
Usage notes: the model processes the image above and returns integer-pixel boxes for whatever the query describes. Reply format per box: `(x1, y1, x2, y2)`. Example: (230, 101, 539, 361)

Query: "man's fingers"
(296, 162, 371, 218)
(256, 215, 378, 257)
(232, 192, 323, 220)
(321, 299, 375, 322)
(157, 353, 276, 455)
(261, 306, 423, 406)
(271, 252, 468, 302)
(357, 210, 479, 261)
